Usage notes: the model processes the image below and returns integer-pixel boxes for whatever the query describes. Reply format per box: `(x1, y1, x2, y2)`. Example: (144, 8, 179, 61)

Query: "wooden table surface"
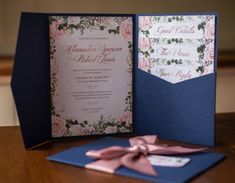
(0, 113, 235, 183)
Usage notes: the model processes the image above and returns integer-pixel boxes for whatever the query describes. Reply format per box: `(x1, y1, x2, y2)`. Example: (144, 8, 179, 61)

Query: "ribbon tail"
(85, 157, 121, 174)
(86, 146, 128, 159)
(149, 145, 208, 155)
(120, 153, 158, 176)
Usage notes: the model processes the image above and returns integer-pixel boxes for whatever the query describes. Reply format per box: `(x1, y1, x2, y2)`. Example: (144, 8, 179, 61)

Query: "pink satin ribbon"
(85, 135, 207, 176)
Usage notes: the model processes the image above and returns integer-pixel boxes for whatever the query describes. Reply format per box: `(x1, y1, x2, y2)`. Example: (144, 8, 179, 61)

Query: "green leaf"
(65, 124, 70, 129)
(49, 17, 57, 25)
(62, 23, 68, 27)
(145, 51, 150, 57)
(108, 29, 120, 34)
(100, 26, 105, 30)
(196, 66, 205, 74)
(62, 16, 68, 20)
(58, 24, 64, 30)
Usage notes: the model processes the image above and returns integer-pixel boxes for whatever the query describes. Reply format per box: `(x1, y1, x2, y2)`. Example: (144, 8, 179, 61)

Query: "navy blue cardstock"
(11, 13, 51, 148)
(11, 12, 218, 149)
(47, 137, 224, 183)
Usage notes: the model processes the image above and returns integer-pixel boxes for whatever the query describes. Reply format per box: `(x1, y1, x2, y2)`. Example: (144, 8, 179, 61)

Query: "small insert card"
(147, 155, 191, 167)
(138, 15, 216, 83)
(49, 16, 133, 137)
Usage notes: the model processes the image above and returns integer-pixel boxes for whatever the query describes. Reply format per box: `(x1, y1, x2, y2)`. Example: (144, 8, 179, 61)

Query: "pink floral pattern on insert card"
(138, 15, 216, 84)
(49, 16, 133, 137)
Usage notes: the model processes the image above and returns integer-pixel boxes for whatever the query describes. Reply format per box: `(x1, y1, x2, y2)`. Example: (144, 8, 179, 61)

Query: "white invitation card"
(49, 16, 133, 137)
(138, 15, 215, 84)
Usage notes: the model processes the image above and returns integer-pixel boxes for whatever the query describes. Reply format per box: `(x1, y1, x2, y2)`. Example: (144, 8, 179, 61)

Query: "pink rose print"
(50, 19, 66, 40)
(81, 127, 94, 135)
(118, 111, 132, 127)
(139, 37, 152, 52)
(105, 17, 118, 28)
(120, 20, 133, 41)
(104, 126, 117, 134)
(204, 42, 214, 62)
(68, 16, 79, 25)
(93, 17, 117, 29)
(205, 19, 215, 39)
(138, 57, 153, 71)
(51, 115, 66, 137)
(203, 67, 213, 75)
(93, 17, 104, 26)
(139, 16, 152, 30)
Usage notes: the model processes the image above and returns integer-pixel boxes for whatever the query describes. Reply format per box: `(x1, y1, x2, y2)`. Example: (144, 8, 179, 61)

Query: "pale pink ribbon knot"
(85, 135, 207, 176)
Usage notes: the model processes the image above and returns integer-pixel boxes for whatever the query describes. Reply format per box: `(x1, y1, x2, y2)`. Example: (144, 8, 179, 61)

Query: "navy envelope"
(11, 12, 218, 149)
(47, 137, 224, 183)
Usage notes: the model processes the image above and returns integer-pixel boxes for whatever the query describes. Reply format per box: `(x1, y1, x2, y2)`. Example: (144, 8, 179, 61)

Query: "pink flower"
(205, 20, 215, 39)
(139, 37, 152, 52)
(51, 115, 66, 137)
(118, 111, 132, 127)
(93, 17, 104, 26)
(104, 126, 117, 134)
(120, 20, 133, 41)
(138, 57, 153, 71)
(106, 17, 117, 28)
(80, 126, 94, 135)
(49, 20, 66, 40)
(50, 21, 58, 39)
(139, 16, 152, 30)
(93, 17, 117, 28)
(203, 67, 213, 75)
(68, 16, 80, 24)
(204, 42, 214, 62)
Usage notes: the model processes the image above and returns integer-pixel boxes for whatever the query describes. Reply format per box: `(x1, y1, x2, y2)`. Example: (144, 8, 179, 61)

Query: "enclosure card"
(138, 15, 215, 83)
(49, 16, 133, 137)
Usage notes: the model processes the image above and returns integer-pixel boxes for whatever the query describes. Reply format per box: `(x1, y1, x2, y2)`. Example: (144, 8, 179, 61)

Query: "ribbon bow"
(85, 135, 207, 176)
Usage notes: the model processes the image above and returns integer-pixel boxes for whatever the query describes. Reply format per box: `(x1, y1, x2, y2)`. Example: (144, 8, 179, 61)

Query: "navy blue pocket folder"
(11, 12, 218, 149)
(134, 71, 216, 146)
(47, 137, 224, 183)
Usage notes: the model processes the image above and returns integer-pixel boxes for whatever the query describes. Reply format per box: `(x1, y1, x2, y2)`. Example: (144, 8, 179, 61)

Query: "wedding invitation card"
(138, 15, 215, 83)
(49, 16, 133, 137)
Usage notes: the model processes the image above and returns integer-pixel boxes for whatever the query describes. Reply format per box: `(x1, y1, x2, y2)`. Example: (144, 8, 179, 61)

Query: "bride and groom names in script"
(63, 44, 123, 64)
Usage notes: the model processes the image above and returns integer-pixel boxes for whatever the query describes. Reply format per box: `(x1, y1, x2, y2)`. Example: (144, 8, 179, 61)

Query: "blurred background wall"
(0, 0, 235, 126)
(1, 0, 235, 55)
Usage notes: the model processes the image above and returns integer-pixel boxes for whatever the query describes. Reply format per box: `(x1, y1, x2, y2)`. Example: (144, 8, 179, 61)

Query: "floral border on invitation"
(49, 16, 133, 137)
(138, 15, 215, 84)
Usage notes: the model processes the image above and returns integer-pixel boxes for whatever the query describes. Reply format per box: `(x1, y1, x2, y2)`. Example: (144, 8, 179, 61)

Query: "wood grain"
(0, 113, 235, 183)
(0, 57, 13, 76)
